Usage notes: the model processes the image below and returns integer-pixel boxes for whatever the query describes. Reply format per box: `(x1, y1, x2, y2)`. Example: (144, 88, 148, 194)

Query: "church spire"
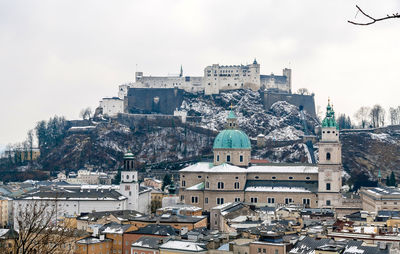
(179, 65, 183, 77)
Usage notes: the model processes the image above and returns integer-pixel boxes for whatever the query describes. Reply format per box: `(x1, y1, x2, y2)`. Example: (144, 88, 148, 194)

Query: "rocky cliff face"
(36, 89, 399, 186)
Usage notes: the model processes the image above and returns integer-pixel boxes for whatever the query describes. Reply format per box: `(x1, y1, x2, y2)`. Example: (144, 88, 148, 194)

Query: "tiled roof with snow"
(160, 240, 207, 252)
(180, 162, 318, 174)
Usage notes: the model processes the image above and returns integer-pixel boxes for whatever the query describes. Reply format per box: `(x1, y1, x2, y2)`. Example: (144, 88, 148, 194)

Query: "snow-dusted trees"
(354, 106, 370, 128)
(337, 114, 352, 129)
(80, 107, 92, 120)
(389, 106, 400, 125)
(35, 116, 67, 157)
(370, 104, 386, 128)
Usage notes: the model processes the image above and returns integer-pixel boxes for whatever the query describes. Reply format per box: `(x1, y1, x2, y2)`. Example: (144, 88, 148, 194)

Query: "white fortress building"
(99, 59, 292, 117)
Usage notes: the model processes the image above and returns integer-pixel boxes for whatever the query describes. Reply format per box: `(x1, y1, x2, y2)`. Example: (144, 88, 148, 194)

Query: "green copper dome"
(322, 100, 339, 130)
(213, 129, 251, 149)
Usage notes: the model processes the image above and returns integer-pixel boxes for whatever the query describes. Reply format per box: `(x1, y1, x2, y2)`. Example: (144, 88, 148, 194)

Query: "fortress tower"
(318, 100, 343, 208)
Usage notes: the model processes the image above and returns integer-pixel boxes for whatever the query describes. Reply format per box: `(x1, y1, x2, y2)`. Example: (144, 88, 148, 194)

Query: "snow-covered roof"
(160, 240, 207, 252)
(180, 162, 318, 174)
(245, 186, 312, 193)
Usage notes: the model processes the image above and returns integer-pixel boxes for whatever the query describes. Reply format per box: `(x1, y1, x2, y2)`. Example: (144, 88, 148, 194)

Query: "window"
(271, 176, 276, 180)
(206, 181, 210, 188)
(263, 249, 266, 253)
(326, 200, 331, 206)
(198, 175, 202, 178)
(234, 182, 240, 189)
(285, 198, 293, 204)
(217, 155, 220, 161)
(235, 176, 239, 179)
(126, 175, 129, 179)
(250, 197, 258, 203)
(258, 248, 261, 253)
(275, 250, 279, 254)
(205, 197, 208, 204)
(217, 198, 224, 205)
(303, 198, 310, 205)
(180, 195, 184, 201)
(268, 197, 275, 204)
(289, 176, 294, 180)
(129, 191, 132, 196)
(326, 183, 331, 191)
(326, 152, 331, 160)
(191, 196, 199, 203)
(235, 197, 241, 202)
(306, 176, 311, 180)
(217, 182, 224, 189)
(255, 176, 259, 179)
(240, 155, 243, 162)
(182, 180, 186, 187)
(227, 155, 231, 162)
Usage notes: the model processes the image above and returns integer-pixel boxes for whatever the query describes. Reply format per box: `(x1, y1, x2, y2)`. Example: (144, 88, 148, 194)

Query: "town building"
(360, 186, 400, 213)
(13, 152, 150, 227)
(179, 101, 346, 212)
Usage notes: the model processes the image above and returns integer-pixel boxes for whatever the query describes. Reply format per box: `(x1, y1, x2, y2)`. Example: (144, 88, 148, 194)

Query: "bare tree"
(389, 106, 400, 125)
(348, 5, 400, 25)
(370, 104, 386, 128)
(7, 200, 80, 254)
(79, 107, 92, 120)
(354, 106, 370, 128)
(297, 88, 310, 95)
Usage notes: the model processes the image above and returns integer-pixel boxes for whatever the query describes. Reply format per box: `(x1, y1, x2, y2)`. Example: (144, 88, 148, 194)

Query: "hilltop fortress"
(99, 59, 315, 117)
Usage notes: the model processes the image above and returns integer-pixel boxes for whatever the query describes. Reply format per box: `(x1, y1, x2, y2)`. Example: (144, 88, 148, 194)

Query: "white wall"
(100, 98, 124, 117)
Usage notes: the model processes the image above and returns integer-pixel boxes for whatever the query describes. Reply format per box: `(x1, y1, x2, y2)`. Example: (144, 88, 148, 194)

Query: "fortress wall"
(116, 113, 217, 136)
(262, 92, 316, 117)
(126, 88, 185, 115)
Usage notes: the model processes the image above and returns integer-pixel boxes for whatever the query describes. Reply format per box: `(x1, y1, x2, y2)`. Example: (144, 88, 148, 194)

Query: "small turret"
(123, 151, 135, 171)
(226, 104, 238, 129)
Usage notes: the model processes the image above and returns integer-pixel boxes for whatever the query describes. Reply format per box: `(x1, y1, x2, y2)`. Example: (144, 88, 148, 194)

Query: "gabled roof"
(127, 224, 177, 236)
(100, 222, 133, 234)
(77, 210, 144, 222)
(160, 240, 207, 252)
(132, 236, 164, 249)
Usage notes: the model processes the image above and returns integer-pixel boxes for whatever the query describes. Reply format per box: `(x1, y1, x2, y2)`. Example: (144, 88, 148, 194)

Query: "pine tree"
(390, 171, 397, 186)
(386, 176, 390, 186)
(162, 173, 172, 191)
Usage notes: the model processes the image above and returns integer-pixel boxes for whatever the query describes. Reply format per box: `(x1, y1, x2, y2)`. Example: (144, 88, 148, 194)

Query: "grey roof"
(77, 210, 143, 222)
(18, 186, 127, 201)
(245, 180, 319, 193)
(127, 224, 177, 236)
(131, 236, 164, 249)
(131, 214, 206, 224)
(100, 222, 133, 234)
(290, 237, 389, 254)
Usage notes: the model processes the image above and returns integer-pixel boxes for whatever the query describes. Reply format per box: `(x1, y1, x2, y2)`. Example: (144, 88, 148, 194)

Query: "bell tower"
(119, 151, 139, 211)
(318, 99, 343, 208)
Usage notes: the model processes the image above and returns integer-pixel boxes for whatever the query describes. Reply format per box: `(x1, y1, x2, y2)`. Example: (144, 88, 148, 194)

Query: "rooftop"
(180, 162, 318, 174)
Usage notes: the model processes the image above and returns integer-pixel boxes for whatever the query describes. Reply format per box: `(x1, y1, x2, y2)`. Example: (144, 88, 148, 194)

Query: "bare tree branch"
(348, 5, 400, 25)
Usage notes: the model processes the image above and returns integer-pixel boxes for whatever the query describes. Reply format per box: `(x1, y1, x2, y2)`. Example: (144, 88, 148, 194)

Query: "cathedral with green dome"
(213, 110, 251, 166)
(179, 100, 345, 212)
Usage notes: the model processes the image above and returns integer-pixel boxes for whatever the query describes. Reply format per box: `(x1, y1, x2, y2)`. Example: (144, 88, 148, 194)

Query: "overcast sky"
(1, 0, 399, 146)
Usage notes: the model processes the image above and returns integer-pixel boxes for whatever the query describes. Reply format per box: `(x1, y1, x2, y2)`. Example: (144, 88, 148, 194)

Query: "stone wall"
(262, 92, 316, 117)
(126, 87, 185, 115)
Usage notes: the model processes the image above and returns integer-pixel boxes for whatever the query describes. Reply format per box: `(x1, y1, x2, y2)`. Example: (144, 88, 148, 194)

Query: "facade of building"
(360, 186, 400, 213)
(179, 102, 344, 212)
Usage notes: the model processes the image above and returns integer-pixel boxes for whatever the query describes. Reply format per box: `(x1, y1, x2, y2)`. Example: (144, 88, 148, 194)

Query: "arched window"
(217, 155, 220, 161)
(226, 155, 231, 162)
(217, 182, 224, 189)
(326, 152, 331, 160)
